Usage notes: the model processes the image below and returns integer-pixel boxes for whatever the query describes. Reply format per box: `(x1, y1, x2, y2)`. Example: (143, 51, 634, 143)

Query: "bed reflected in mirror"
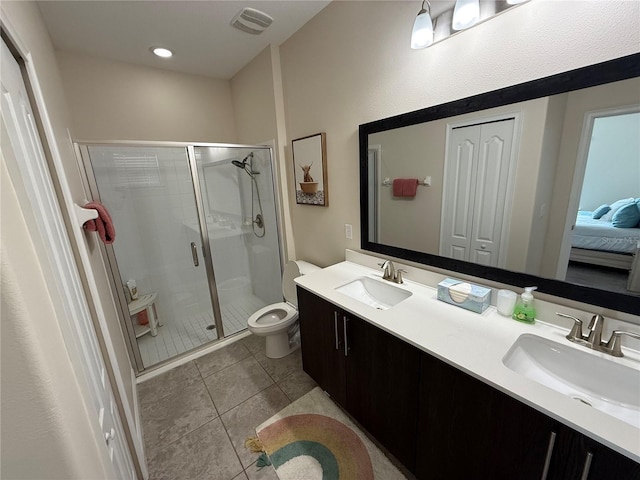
(565, 109, 640, 295)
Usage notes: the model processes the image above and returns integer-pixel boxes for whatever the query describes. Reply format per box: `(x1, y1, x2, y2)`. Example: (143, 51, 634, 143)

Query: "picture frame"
(292, 132, 328, 206)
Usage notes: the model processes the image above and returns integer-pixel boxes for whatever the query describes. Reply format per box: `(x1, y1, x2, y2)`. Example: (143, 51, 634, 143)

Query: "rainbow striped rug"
(255, 387, 406, 480)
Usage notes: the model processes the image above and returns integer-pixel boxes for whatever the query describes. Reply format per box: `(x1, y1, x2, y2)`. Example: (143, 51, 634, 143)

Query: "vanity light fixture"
(150, 47, 173, 58)
(452, 0, 480, 30)
(411, 0, 434, 49)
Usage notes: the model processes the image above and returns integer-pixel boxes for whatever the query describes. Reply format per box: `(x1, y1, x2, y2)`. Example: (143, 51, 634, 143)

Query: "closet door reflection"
(194, 146, 283, 337)
(88, 145, 218, 368)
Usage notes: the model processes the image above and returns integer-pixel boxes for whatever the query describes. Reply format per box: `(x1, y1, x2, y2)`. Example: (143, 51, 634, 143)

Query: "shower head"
(231, 153, 258, 176)
(231, 152, 253, 168)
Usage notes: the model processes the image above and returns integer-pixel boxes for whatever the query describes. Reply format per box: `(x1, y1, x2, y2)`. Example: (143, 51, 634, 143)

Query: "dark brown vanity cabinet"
(297, 287, 420, 471)
(297, 287, 347, 406)
(297, 287, 640, 480)
(417, 353, 555, 479)
(546, 426, 640, 480)
(416, 352, 640, 480)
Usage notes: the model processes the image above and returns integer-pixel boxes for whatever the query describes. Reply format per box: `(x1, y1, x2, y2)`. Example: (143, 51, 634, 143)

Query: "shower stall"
(78, 142, 284, 372)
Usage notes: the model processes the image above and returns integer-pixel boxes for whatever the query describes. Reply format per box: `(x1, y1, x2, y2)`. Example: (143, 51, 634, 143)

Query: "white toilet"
(247, 260, 320, 358)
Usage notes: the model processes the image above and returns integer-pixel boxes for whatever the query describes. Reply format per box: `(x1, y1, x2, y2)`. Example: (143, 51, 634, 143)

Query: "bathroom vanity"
(295, 260, 640, 479)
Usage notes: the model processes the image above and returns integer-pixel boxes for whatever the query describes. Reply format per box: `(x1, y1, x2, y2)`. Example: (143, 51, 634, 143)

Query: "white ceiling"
(38, 1, 331, 79)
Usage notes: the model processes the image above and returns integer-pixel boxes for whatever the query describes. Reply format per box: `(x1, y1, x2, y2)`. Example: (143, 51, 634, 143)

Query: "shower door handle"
(190, 242, 199, 267)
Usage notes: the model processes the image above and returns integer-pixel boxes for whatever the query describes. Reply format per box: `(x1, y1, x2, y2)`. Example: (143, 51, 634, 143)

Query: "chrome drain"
(572, 396, 592, 407)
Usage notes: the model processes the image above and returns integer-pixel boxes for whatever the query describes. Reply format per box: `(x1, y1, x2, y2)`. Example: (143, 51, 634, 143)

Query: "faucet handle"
(395, 269, 407, 284)
(603, 330, 640, 357)
(556, 312, 584, 341)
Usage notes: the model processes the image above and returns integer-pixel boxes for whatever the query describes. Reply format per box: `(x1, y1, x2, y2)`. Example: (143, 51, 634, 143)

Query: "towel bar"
(382, 177, 431, 187)
(74, 203, 99, 226)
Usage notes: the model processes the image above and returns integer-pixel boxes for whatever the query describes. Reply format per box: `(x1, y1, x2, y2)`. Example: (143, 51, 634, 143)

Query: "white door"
(1, 39, 135, 479)
(441, 127, 480, 261)
(469, 120, 515, 266)
(441, 119, 515, 266)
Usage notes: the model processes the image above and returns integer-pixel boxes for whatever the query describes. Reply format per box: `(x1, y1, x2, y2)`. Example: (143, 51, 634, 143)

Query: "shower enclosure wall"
(78, 142, 284, 372)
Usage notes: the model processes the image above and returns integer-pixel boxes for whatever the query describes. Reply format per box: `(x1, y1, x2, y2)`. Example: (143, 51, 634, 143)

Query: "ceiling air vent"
(230, 7, 274, 35)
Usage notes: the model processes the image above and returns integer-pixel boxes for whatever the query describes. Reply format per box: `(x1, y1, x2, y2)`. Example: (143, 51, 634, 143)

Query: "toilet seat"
(246, 260, 320, 358)
(247, 302, 298, 335)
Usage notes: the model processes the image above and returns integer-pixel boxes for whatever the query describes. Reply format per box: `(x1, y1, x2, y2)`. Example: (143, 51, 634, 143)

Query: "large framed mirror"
(359, 53, 640, 315)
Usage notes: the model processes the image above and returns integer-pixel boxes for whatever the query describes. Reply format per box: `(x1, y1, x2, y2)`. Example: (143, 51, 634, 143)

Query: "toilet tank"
(283, 260, 320, 307)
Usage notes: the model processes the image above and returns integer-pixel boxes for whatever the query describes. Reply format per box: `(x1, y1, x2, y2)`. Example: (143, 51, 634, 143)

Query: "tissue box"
(437, 278, 491, 313)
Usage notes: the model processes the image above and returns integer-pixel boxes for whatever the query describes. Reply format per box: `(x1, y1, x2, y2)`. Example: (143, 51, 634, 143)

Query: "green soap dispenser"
(512, 286, 537, 324)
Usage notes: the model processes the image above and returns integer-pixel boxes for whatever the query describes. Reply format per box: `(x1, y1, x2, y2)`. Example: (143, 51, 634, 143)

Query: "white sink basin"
(503, 334, 640, 428)
(335, 277, 412, 310)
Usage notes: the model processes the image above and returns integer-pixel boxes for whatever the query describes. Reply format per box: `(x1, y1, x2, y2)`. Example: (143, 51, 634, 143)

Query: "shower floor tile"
(138, 293, 268, 367)
(221, 294, 267, 336)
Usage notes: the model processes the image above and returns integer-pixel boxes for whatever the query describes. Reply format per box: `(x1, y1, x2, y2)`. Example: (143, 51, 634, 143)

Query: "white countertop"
(294, 260, 640, 462)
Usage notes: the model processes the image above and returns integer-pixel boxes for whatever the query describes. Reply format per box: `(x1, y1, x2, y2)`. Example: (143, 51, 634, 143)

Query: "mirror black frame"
(359, 53, 640, 315)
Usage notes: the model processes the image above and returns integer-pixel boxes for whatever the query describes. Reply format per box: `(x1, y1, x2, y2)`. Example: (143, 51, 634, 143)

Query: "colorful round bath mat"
(259, 413, 374, 479)
(255, 387, 405, 480)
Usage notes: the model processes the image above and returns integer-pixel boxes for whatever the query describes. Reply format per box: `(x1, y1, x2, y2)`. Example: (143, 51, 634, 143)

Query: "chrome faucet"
(377, 260, 407, 284)
(585, 314, 605, 346)
(556, 312, 640, 358)
(378, 260, 395, 281)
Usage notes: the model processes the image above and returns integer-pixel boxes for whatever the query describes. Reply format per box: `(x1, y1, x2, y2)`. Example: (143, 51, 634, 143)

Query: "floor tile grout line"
(200, 344, 274, 417)
(147, 416, 247, 480)
(216, 382, 292, 475)
(194, 362, 222, 418)
(139, 336, 314, 480)
(197, 343, 253, 381)
(144, 411, 220, 466)
(217, 396, 254, 479)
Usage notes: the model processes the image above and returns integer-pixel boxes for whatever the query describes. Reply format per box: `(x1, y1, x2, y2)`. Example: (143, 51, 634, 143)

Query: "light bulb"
(452, 0, 480, 31)
(411, 4, 434, 49)
(151, 47, 173, 58)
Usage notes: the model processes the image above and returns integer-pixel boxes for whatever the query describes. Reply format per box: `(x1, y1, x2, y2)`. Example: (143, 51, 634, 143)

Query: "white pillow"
(601, 198, 634, 222)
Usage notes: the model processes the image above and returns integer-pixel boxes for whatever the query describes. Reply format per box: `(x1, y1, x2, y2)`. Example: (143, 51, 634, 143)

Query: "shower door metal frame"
(186, 145, 225, 336)
(75, 140, 286, 375)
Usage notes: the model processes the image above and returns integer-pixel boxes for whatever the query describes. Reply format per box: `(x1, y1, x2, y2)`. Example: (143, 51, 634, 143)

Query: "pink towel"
(392, 179, 404, 196)
(392, 178, 419, 197)
(83, 201, 116, 244)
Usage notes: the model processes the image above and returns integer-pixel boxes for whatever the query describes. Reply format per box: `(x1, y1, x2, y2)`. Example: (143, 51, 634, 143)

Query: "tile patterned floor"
(138, 334, 317, 480)
(138, 294, 268, 367)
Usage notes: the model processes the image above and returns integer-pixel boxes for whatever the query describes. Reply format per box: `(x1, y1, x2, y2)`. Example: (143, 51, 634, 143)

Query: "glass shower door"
(193, 146, 283, 337)
(85, 145, 219, 368)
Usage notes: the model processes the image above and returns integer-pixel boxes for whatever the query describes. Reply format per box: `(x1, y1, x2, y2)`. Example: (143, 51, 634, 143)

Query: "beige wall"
(279, 0, 640, 268)
(57, 50, 237, 142)
(1, 1, 141, 476)
(231, 46, 277, 145)
(230, 45, 295, 260)
(527, 93, 568, 276)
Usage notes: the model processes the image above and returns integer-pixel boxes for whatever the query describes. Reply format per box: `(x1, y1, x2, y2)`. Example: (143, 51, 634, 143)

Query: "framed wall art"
(292, 132, 328, 206)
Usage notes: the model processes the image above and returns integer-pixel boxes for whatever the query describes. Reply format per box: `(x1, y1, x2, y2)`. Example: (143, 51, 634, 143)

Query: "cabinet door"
(416, 352, 552, 480)
(484, 388, 555, 479)
(345, 316, 420, 472)
(297, 287, 346, 406)
(547, 425, 640, 480)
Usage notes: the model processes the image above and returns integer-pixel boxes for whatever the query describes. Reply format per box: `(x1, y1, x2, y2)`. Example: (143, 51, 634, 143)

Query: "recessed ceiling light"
(151, 47, 173, 58)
